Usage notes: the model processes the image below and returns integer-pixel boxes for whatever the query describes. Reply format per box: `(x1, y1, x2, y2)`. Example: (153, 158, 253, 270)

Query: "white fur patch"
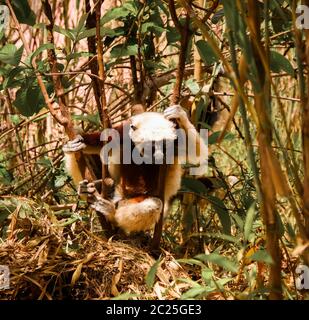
(115, 197, 162, 233)
(129, 112, 177, 144)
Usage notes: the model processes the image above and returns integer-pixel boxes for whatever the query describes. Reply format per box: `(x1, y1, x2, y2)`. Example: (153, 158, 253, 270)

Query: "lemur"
(63, 105, 207, 233)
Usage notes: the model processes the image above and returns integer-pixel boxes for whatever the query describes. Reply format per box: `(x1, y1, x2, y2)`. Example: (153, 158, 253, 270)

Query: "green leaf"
(195, 40, 219, 66)
(12, 0, 36, 26)
(0, 165, 13, 185)
(250, 249, 274, 265)
(3, 66, 26, 89)
(101, 6, 131, 25)
(185, 79, 200, 95)
(110, 44, 138, 59)
(141, 22, 165, 35)
(208, 131, 235, 145)
(201, 268, 214, 282)
(181, 177, 208, 194)
(196, 253, 239, 273)
(166, 26, 181, 44)
(271, 6, 292, 36)
(14, 82, 45, 116)
(66, 52, 93, 61)
(29, 43, 54, 64)
(53, 25, 75, 41)
(181, 286, 208, 300)
(72, 113, 100, 126)
(198, 232, 240, 244)
(244, 202, 256, 243)
(206, 194, 231, 235)
(76, 26, 123, 41)
(270, 51, 295, 77)
(145, 257, 162, 289)
(0, 44, 24, 65)
(177, 258, 206, 268)
(54, 175, 67, 188)
(75, 13, 89, 35)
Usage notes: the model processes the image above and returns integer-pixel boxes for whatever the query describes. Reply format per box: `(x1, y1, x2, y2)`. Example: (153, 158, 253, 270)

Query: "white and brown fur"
(63, 105, 207, 233)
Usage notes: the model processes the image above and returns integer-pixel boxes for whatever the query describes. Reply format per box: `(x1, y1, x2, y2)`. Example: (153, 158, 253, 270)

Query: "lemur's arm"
(63, 133, 102, 186)
(164, 105, 208, 174)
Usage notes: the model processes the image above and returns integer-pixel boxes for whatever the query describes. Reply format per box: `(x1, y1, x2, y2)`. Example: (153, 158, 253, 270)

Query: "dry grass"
(0, 199, 190, 300)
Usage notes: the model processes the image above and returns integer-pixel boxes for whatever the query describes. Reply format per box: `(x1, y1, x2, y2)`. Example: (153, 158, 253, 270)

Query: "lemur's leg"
(78, 179, 162, 233)
(164, 105, 208, 174)
(115, 197, 162, 233)
(63, 135, 104, 186)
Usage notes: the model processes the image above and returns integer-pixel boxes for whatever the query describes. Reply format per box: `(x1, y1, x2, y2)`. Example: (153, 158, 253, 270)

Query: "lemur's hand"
(63, 135, 86, 153)
(164, 105, 189, 127)
(78, 180, 115, 217)
(78, 179, 97, 199)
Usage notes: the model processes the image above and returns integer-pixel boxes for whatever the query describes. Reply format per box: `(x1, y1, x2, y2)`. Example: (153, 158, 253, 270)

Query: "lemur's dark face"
(129, 112, 177, 163)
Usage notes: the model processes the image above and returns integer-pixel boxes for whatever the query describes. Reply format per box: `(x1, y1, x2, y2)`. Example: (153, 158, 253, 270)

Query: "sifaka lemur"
(63, 105, 208, 233)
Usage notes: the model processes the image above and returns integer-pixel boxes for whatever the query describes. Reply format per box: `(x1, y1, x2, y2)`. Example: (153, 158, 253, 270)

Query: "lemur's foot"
(63, 135, 86, 153)
(90, 197, 115, 218)
(163, 105, 188, 126)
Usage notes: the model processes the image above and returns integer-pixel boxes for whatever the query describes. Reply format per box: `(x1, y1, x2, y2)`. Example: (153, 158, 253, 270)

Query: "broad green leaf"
(0, 44, 24, 65)
(66, 52, 93, 61)
(141, 22, 165, 35)
(110, 44, 138, 59)
(181, 177, 208, 194)
(76, 26, 123, 41)
(72, 113, 100, 126)
(270, 51, 295, 77)
(196, 253, 239, 273)
(166, 26, 181, 44)
(201, 268, 214, 282)
(3, 66, 26, 89)
(198, 232, 240, 244)
(244, 202, 256, 243)
(145, 257, 162, 289)
(54, 175, 67, 188)
(29, 43, 54, 64)
(14, 83, 45, 116)
(53, 25, 75, 41)
(101, 6, 131, 25)
(123, 1, 141, 15)
(195, 40, 219, 66)
(250, 249, 274, 265)
(12, 0, 35, 26)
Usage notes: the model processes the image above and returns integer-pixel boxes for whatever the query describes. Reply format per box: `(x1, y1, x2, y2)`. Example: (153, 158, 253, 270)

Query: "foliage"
(0, 0, 308, 300)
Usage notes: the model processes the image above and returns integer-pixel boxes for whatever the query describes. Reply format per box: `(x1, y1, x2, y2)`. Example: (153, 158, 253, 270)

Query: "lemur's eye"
(130, 124, 137, 131)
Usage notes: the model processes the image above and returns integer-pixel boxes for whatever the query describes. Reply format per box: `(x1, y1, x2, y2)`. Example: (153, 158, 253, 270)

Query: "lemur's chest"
(120, 163, 163, 198)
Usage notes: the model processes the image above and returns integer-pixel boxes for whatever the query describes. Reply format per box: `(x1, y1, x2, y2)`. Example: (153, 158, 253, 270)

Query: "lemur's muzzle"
(136, 139, 176, 164)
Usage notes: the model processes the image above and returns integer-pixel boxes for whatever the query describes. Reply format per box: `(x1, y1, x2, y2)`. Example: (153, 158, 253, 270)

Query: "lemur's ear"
(131, 104, 145, 115)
